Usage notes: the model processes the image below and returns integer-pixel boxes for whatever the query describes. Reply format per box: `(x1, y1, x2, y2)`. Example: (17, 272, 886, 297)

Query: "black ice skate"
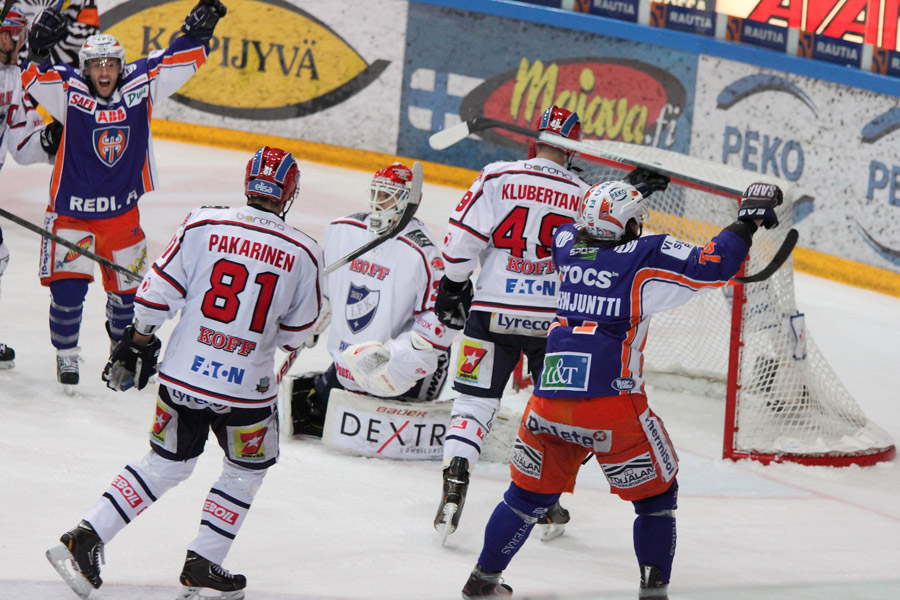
(56, 347, 81, 395)
(537, 501, 571, 541)
(177, 550, 247, 600)
(0, 342, 14, 370)
(639, 564, 669, 599)
(46, 520, 105, 598)
(434, 456, 469, 546)
(462, 564, 512, 598)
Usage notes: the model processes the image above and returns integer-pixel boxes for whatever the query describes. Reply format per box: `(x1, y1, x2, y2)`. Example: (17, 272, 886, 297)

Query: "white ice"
(1, 140, 898, 600)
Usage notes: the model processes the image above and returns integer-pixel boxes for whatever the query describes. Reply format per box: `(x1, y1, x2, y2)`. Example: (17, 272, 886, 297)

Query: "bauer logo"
(539, 352, 590, 392)
(103, 0, 390, 120)
(457, 56, 686, 151)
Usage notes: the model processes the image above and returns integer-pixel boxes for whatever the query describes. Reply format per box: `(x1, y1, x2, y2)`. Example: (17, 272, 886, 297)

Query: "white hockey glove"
(342, 331, 437, 397)
(304, 297, 332, 349)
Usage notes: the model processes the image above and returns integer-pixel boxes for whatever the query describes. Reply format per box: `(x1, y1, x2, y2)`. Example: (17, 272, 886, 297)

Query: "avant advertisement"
(100, 0, 405, 152)
(399, 2, 697, 170)
(692, 56, 900, 272)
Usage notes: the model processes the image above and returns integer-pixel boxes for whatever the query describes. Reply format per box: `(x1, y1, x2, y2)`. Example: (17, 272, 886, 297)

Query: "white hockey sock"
(85, 451, 197, 543)
(188, 459, 267, 565)
(443, 394, 502, 469)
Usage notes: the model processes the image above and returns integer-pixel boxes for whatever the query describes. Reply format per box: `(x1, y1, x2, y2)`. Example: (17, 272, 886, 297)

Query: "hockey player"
(1, 4, 64, 369)
(433, 105, 590, 541)
(46, 146, 324, 600)
(460, 176, 783, 599)
(20, 0, 225, 391)
(290, 162, 450, 437)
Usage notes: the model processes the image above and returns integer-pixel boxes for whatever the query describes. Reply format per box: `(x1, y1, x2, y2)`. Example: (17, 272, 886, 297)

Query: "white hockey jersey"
(0, 62, 52, 173)
(442, 157, 590, 318)
(134, 205, 324, 407)
(323, 214, 449, 392)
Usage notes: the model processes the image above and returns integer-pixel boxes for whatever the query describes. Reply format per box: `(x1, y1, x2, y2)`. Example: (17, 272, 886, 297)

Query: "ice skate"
(56, 347, 81, 395)
(639, 565, 668, 599)
(176, 550, 246, 600)
(537, 501, 570, 541)
(0, 342, 14, 369)
(434, 456, 469, 546)
(45, 520, 104, 598)
(461, 564, 512, 598)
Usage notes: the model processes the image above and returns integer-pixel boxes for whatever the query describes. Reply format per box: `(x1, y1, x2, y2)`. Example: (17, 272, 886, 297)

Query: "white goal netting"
(566, 139, 894, 466)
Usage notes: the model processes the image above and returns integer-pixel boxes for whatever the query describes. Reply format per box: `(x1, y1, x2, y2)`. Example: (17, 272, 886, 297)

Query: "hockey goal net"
(513, 137, 894, 467)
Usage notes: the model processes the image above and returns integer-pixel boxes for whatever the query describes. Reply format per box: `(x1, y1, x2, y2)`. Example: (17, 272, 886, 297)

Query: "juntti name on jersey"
(68, 189, 139, 213)
(557, 291, 622, 317)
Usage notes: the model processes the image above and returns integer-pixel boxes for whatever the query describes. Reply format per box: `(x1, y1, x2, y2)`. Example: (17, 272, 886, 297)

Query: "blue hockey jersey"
(22, 35, 208, 219)
(536, 222, 752, 399)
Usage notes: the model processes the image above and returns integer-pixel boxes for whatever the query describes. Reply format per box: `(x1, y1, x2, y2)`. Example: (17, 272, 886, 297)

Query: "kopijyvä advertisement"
(100, 0, 406, 153)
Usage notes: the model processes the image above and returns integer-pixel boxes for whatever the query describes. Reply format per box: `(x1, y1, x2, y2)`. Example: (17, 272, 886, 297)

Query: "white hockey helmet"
(79, 34, 126, 73)
(578, 181, 649, 241)
(368, 163, 413, 234)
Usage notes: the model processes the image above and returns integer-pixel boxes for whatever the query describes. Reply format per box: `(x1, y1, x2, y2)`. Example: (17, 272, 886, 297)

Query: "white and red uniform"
(442, 158, 590, 317)
(134, 205, 324, 407)
(323, 213, 449, 398)
(0, 61, 52, 172)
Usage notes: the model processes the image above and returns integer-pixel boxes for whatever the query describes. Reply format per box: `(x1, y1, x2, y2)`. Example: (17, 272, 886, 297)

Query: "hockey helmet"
(79, 34, 126, 74)
(0, 5, 28, 37)
(244, 146, 301, 216)
(368, 163, 413, 234)
(578, 180, 649, 241)
(530, 105, 582, 159)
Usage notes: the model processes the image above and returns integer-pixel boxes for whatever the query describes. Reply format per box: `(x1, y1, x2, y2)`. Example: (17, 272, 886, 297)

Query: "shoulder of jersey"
(401, 223, 437, 249)
(329, 212, 368, 228)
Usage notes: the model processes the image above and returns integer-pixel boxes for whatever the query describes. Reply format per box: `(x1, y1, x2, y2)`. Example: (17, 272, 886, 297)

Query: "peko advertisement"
(691, 56, 900, 271)
(100, 0, 406, 153)
(398, 2, 697, 171)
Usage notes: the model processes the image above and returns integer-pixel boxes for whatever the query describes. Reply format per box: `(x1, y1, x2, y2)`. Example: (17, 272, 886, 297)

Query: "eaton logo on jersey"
(190, 355, 246, 384)
(93, 126, 130, 167)
(539, 352, 590, 392)
(505, 278, 556, 295)
(525, 411, 612, 452)
(346, 284, 379, 333)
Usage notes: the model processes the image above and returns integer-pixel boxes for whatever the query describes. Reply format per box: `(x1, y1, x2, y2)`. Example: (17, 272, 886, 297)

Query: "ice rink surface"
(1, 140, 898, 599)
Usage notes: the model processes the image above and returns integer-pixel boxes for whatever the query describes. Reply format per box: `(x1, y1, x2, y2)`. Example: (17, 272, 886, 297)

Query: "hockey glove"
(103, 325, 162, 391)
(304, 297, 332, 349)
(624, 168, 670, 198)
(738, 182, 783, 230)
(342, 331, 436, 397)
(181, 0, 227, 43)
(40, 121, 63, 156)
(27, 9, 68, 64)
(434, 276, 473, 330)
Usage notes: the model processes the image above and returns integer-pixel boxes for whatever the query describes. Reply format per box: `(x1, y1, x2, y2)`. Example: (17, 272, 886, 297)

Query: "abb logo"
(112, 475, 144, 509)
(203, 500, 238, 525)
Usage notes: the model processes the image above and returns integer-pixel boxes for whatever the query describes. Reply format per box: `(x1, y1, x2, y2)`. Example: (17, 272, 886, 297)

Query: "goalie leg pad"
(632, 479, 678, 585)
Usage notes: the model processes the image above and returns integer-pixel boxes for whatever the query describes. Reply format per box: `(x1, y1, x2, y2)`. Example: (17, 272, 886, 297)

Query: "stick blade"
(428, 121, 473, 150)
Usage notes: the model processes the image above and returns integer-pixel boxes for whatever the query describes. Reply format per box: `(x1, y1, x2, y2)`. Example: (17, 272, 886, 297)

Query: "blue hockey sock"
(477, 483, 559, 573)
(105, 292, 135, 343)
(632, 479, 678, 584)
(49, 279, 89, 350)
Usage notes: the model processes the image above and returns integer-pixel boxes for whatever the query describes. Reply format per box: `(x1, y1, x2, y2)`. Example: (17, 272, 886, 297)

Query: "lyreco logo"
(104, 0, 390, 119)
(525, 411, 611, 452)
(539, 352, 590, 392)
(489, 313, 553, 337)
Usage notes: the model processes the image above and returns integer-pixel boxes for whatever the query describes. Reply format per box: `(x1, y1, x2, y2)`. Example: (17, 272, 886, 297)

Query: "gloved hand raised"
(181, 0, 227, 43)
(28, 9, 67, 64)
(624, 167, 669, 198)
(738, 182, 783, 230)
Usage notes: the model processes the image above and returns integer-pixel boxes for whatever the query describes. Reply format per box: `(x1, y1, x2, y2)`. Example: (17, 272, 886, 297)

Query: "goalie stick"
(0, 207, 143, 282)
(322, 161, 423, 275)
(429, 118, 797, 282)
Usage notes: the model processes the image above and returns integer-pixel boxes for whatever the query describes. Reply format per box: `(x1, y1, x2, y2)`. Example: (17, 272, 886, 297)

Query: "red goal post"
(510, 136, 895, 467)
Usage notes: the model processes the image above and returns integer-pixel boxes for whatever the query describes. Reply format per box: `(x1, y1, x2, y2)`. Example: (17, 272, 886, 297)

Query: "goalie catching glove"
(102, 325, 162, 391)
(738, 182, 783, 230)
(342, 331, 437, 397)
(434, 276, 473, 330)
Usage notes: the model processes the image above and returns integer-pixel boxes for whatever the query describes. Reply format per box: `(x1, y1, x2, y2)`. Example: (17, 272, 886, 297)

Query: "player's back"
(149, 205, 323, 406)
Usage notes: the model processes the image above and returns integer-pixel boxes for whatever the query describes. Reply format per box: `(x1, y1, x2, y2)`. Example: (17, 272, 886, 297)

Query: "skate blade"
(0, 361, 14, 370)
(538, 522, 566, 541)
(436, 503, 458, 547)
(62, 384, 77, 396)
(175, 586, 245, 600)
(46, 544, 94, 598)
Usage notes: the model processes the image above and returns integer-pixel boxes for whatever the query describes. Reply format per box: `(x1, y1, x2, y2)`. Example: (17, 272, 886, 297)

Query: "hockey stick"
(429, 117, 536, 151)
(322, 161, 423, 275)
(733, 228, 799, 284)
(0, 207, 143, 282)
(276, 347, 301, 385)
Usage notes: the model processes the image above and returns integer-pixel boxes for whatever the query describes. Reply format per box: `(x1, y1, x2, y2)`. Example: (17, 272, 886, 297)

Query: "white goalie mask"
(368, 163, 413, 234)
(578, 181, 649, 241)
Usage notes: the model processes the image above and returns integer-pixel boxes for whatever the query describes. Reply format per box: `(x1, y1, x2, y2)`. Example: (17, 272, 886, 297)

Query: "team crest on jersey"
(346, 283, 380, 333)
(93, 126, 130, 167)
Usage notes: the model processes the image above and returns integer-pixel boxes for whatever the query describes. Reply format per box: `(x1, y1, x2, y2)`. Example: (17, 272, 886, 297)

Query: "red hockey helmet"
(530, 105, 582, 159)
(245, 146, 300, 214)
(368, 163, 413, 234)
(1, 5, 29, 38)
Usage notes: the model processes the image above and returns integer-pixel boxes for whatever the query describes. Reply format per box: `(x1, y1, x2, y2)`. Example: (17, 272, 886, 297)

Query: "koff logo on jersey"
(93, 126, 130, 167)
